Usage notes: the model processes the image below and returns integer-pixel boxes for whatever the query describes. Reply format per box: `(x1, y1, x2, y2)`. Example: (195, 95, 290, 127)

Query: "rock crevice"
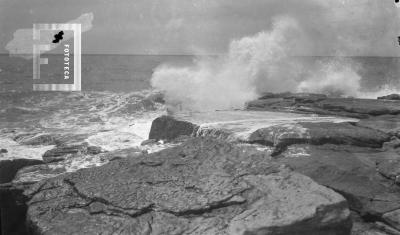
(23, 138, 352, 234)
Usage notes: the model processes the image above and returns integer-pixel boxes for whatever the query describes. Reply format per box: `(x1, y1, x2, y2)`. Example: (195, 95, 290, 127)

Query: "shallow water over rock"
(173, 110, 358, 141)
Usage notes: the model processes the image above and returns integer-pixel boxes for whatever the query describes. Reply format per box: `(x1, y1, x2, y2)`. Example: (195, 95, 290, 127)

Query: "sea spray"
(151, 16, 303, 111)
(297, 58, 362, 97)
(151, 16, 370, 111)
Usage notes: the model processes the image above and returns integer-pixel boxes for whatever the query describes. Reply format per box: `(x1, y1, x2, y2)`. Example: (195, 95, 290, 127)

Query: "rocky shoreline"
(1, 93, 400, 234)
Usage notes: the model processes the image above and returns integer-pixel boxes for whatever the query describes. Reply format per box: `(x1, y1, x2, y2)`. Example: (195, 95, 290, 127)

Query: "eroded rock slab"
(248, 122, 390, 155)
(383, 209, 400, 232)
(25, 138, 351, 235)
(247, 94, 400, 118)
(148, 111, 356, 144)
(42, 143, 103, 163)
(0, 159, 43, 184)
(0, 136, 52, 184)
(12, 147, 143, 187)
(378, 94, 400, 101)
(276, 144, 400, 222)
(357, 115, 400, 138)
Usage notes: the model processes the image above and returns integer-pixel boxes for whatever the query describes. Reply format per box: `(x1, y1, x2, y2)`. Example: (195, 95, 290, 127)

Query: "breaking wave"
(151, 16, 400, 111)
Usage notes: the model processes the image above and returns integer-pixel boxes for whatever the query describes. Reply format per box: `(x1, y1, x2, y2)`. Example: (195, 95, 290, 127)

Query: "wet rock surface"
(24, 138, 351, 235)
(246, 93, 400, 118)
(143, 94, 400, 234)
(0, 159, 44, 184)
(149, 115, 199, 141)
(248, 122, 390, 155)
(3, 92, 400, 234)
(0, 143, 140, 235)
(42, 143, 103, 163)
(378, 94, 400, 101)
(12, 147, 143, 187)
(356, 115, 400, 138)
(276, 144, 400, 233)
(0, 152, 43, 235)
(0, 184, 29, 235)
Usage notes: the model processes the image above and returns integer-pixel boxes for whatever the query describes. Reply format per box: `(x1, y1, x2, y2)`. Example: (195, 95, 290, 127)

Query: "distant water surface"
(0, 54, 397, 161)
(0, 54, 194, 92)
(0, 54, 399, 93)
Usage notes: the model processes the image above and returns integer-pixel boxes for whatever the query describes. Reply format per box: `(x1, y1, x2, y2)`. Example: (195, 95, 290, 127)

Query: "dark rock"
(42, 143, 102, 163)
(246, 97, 298, 112)
(376, 153, 400, 184)
(378, 94, 400, 101)
(382, 137, 400, 150)
(258, 92, 327, 101)
(318, 98, 400, 116)
(0, 149, 7, 153)
(351, 212, 393, 235)
(248, 122, 390, 155)
(12, 148, 142, 188)
(293, 94, 328, 103)
(356, 115, 400, 137)
(0, 159, 43, 184)
(277, 144, 400, 222)
(24, 138, 351, 235)
(0, 184, 29, 235)
(149, 115, 199, 141)
(247, 95, 400, 118)
(12, 164, 68, 186)
(258, 92, 292, 99)
(0, 159, 43, 235)
(382, 209, 400, 232)
(374, 222, 400, 235)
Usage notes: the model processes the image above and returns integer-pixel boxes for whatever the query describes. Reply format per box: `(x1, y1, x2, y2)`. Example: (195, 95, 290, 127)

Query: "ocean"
(0, 54, 399, 93)
(0, 54, 399, 158)
(0, 54, 195, 92)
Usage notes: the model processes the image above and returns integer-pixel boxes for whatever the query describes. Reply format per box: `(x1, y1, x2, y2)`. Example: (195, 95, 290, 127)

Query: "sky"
(0, 0, 399, 56)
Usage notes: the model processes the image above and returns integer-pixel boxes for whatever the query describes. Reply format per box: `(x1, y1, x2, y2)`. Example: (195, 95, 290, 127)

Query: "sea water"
(0, 54, 398, 157)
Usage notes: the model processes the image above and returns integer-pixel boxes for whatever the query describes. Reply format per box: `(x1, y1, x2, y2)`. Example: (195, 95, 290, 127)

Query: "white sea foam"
(175, 110, 357, 142)
(0, 136, 54, 161)
(151, 15, 399, 111)
(86, 113, 161, 151)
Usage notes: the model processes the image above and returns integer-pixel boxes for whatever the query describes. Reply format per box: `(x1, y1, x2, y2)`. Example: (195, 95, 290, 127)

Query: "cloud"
(1, 0, 398, 56)
(5, 12, 94, 59)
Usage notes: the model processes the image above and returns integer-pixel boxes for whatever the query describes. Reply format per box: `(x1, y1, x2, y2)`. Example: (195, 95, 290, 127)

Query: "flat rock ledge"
(248, 122, 390, 155)
(147, 115, 391, 156)
(24, 137, 351, 235)
(378, 94, 400, 101)
(246, 93, 400, 118)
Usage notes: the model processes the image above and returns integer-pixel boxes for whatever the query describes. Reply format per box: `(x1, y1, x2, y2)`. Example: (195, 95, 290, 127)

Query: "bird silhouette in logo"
(52, 31, 64, 43)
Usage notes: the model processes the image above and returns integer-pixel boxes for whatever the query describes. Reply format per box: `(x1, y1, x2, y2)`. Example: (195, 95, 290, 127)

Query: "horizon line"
(1, 53, 400, 58)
